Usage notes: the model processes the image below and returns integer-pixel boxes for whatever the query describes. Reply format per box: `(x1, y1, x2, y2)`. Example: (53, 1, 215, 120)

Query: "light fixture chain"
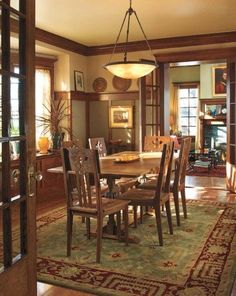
(124, 9, 132, 62)
(108, 10, 129, 64)
(133, 11, 157, 65)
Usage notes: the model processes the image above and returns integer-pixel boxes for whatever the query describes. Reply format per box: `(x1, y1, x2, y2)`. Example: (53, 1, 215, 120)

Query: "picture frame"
(74, 70, 84, 91)
(212, 65, 227, 97)
(109, 106, 133, 128)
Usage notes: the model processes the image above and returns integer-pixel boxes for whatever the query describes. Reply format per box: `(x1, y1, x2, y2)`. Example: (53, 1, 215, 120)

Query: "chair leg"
(124, 205, 129, 246)
(181, 189, 187, 219)
(165, 200, 173, 235)
(154, 205, 163, 246)
(173, 189, 181, 226)
(67, 212, 73, 256)
(96, 217, 103, 263)
(133, 205, 137, 228)
(116, 211, 121, 241)
(140, 206, 143, 224)
(86, 217, 90, 239)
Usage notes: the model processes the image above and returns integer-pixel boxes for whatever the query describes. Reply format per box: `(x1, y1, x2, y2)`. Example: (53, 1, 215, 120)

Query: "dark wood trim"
(70, 90, 139, 101)
(88, 31, 236, 56)
(35, 56, 57, 67)
(155, 48, 236, 63)
(35, 28, 89, 55)
(7, 14, 236, 56)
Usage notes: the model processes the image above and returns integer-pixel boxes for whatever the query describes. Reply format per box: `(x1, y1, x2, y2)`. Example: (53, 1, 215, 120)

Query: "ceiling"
(35, 0, 236, 47)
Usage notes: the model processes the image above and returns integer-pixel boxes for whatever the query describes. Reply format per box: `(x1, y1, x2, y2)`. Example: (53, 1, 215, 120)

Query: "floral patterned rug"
(37, 200, 236, 296)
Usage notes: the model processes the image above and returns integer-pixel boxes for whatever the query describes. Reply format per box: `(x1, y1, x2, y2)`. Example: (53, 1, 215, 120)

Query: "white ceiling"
(35, 0, 236, 47)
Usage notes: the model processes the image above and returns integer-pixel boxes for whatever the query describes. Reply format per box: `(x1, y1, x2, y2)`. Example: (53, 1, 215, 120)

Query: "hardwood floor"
(36, 175, 236, 296)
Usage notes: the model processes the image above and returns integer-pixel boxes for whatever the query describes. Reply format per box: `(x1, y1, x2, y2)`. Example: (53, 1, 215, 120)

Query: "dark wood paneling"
(155, 47, 236, 63)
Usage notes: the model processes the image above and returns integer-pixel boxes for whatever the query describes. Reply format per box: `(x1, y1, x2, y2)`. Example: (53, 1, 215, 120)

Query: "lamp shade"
(104, 61, 156, 79)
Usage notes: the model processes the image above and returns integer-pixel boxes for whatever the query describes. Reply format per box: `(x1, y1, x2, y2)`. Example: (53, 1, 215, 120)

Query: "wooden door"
(0, 1, 36, 295)
(139, 64, 165, 151)
(226, 59, 236, 192)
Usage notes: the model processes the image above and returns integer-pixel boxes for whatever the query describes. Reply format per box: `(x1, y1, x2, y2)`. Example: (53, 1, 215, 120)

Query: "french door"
(0, 1, 36, 295)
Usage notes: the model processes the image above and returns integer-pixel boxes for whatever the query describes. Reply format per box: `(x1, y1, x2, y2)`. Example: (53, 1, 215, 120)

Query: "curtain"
(170, 84, 179, 133)
(35, 69, 51, 142)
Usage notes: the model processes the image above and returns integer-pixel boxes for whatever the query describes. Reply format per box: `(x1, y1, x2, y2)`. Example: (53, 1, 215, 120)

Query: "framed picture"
(212, 65, 227, 97)
(109, 106, 133, 128)
(74, 70, 84, 91)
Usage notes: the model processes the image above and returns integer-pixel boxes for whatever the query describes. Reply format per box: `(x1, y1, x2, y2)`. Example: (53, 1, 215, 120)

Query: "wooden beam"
(155, 47, 236, 63)
(87, 31, 236, 56)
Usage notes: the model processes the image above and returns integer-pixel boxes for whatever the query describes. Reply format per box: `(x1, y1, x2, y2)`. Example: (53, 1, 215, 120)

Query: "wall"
(72, 100, 87, 146)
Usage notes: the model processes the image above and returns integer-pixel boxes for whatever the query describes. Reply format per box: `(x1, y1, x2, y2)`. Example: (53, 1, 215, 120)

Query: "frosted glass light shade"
(104, 61, 156, 79)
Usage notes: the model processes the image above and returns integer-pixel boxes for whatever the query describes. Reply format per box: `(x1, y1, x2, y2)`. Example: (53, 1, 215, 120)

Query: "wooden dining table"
(47, 151, 178, 238)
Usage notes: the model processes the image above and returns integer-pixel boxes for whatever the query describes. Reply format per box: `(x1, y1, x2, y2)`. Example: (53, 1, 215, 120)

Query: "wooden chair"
(137, 137, 191, 226)
(119, 142, 174, 246)
(88, 137, 107, 157)
(61, 145, 129, 263)
(170, 137, 191, 226)
(144, 136, 172, 152)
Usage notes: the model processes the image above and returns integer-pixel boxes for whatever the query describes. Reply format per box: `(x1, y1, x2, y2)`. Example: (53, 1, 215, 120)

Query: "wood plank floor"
(36, 176, 236, 296)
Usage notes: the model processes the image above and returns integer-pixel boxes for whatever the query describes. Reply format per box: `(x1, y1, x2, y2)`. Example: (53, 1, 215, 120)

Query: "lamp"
(104, 0, 157, 79)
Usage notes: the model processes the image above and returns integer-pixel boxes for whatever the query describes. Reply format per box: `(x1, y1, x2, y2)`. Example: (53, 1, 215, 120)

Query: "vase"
(38, 136, 50, 154)
(52, 132, 64, 150)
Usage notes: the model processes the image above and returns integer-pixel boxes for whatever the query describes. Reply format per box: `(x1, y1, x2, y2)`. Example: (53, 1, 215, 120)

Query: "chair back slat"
(144, 136, 172, 152)
(155, 141, 174, 199)
(174, 137, 192, 188)
(88, 137, 107, 157)
(68, 147, 102, 210)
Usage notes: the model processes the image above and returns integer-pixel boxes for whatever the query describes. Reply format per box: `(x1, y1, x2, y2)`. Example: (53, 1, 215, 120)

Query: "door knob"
(28, 166, 43, 197)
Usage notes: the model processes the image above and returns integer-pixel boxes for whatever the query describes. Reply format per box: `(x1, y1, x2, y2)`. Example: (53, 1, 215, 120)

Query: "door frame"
(0, 1, 37, 295)
(154, 47, 236, 193)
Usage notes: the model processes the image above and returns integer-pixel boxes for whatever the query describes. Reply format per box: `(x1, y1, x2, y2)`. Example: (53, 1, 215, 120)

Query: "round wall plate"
(92, 77, 107, 92)
(112, 76, 131, 91)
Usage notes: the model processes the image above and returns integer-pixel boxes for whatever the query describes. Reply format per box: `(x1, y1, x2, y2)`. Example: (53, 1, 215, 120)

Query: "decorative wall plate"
(112, 76, 131, 91)
(92, 77, 107, 92)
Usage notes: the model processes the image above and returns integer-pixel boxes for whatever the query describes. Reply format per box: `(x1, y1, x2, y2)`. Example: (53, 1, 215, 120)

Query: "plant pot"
(52, 133, 64, 150)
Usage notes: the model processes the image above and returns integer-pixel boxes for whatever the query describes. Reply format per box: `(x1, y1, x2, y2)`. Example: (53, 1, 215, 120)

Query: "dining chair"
(171, 137, 191, 225)
(61, 144, 129, 263)
(88, 137, 107, 157)
(137, 137, 191, 226)
(144, 135, 172, 152)
(119, 142, 174, 246)
(88, 137, 139, 194)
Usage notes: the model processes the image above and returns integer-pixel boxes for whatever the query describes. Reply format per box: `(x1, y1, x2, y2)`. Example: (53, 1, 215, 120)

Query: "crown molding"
(155, 47, 236, 63)
(7, 16, 236, 57)
(86, 31, 236, 56)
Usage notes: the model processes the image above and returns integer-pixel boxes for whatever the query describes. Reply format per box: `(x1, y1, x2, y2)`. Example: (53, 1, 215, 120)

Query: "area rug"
(187, 165, 226, 178)
(37, 201, 236, 296)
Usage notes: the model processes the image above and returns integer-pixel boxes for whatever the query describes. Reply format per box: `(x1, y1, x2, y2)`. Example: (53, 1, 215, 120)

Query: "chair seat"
(138, 179, 156, 190)
(70, 197, 129, 215)
(120, 188, 169, 204)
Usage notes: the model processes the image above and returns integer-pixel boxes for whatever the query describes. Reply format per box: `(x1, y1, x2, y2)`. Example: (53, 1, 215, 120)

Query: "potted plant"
(37, 97, 71, 150)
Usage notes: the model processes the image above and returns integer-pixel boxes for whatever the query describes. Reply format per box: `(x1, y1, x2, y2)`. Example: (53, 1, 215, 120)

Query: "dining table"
(47, 150, 178, 238)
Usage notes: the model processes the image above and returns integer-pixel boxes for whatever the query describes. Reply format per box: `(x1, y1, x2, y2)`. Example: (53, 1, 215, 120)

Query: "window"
(35, 68, 51, 141)
(178, 85, 198, 136)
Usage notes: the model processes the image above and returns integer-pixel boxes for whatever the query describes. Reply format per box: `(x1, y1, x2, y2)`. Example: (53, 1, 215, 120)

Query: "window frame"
(178, 83, 199, 136)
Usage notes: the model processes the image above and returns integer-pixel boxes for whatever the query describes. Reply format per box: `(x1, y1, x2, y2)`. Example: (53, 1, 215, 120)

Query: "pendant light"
(104, 0, 157, 79)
